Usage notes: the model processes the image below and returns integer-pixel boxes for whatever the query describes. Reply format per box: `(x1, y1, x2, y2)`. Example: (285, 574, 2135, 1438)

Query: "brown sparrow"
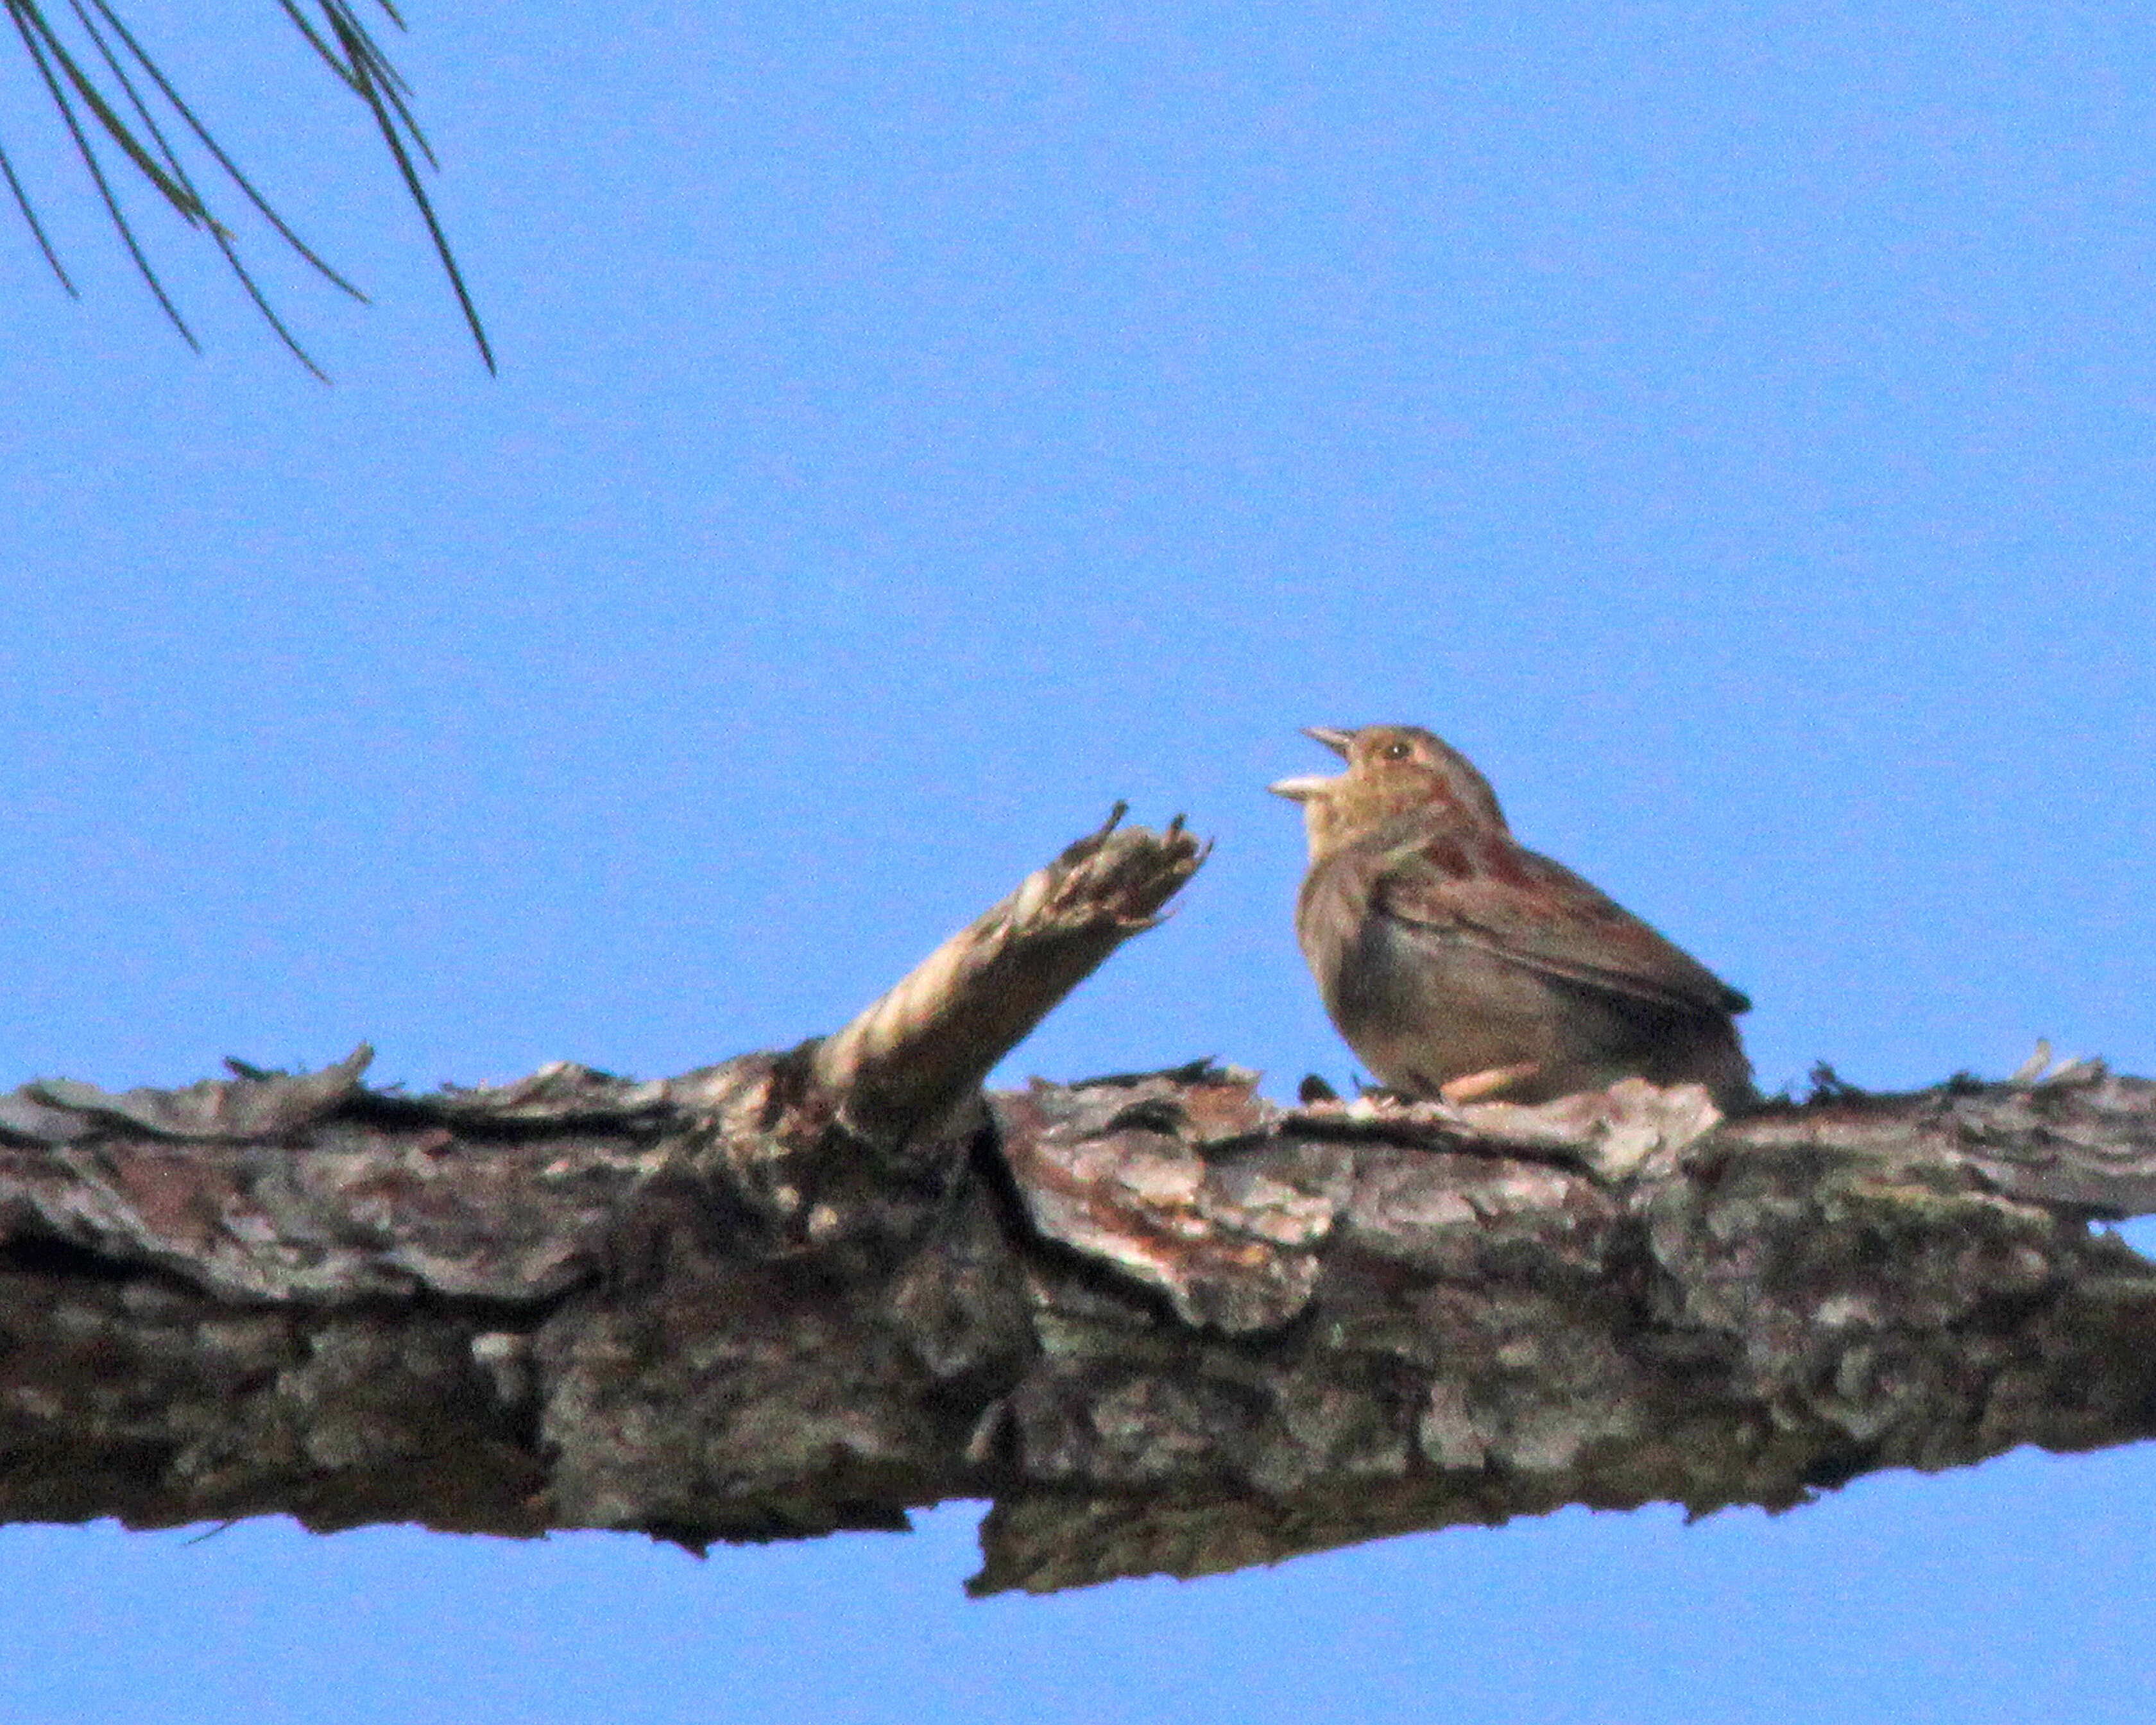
(1272, 725, 1756, 1110)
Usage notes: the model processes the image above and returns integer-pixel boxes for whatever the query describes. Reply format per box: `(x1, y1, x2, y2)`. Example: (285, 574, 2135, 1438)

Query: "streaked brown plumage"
(1271, 725, 1756, 1110)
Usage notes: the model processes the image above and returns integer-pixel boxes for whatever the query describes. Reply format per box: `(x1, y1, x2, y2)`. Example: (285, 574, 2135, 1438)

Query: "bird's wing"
(1368, 828, 1750, 1017)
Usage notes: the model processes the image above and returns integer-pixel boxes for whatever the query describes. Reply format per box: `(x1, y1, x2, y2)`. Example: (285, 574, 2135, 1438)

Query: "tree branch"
(3, 816, 2152, 1594)
(811, 803, 1206, 1146)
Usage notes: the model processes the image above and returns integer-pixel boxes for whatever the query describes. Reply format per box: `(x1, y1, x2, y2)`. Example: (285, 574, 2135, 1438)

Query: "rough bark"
(3, 812, 2152, 1595)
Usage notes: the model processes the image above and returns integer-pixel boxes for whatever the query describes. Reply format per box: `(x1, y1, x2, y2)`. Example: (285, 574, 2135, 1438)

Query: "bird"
(1270, 724, 1756, 1111)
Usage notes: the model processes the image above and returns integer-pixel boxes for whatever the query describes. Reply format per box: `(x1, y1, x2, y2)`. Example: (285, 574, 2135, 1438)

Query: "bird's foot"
(1438, 1061, 1542, 1104)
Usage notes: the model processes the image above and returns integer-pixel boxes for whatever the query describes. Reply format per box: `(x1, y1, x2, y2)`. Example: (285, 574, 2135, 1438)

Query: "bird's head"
(1270, 724, 1508, 860)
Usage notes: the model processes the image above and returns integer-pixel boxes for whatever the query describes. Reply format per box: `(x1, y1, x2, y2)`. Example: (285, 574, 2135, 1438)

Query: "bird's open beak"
(1271, 726, 1354, 801)
(1268, 774, 1331, 802)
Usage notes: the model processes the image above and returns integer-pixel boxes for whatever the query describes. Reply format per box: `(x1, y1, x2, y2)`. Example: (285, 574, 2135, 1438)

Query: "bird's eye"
(1380, 740, 1412, 762)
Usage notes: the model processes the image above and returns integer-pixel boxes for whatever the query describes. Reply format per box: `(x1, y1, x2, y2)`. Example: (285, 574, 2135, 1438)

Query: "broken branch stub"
(809, 807, 1208, 1147)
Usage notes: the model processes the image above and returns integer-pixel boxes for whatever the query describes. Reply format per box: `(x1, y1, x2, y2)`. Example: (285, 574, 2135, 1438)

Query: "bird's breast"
(1297, 871, 1574, 1091)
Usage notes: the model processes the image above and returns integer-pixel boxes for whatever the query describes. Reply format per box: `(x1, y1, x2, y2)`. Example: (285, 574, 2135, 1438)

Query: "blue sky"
(3, 3, 2152, 1719)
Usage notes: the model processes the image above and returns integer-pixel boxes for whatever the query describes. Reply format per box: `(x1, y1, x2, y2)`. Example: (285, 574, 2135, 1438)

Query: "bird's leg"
(1438, 1062, 1542, 1104)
